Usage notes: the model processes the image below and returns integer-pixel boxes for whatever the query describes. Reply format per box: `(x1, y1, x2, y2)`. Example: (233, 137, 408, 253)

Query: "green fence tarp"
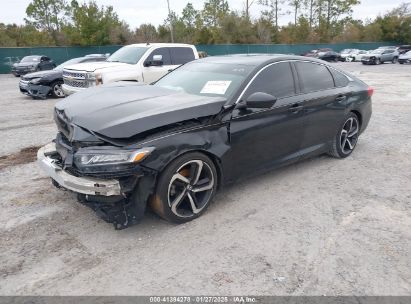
(0, 45, 122, 74)
(0, 42, 394, 74)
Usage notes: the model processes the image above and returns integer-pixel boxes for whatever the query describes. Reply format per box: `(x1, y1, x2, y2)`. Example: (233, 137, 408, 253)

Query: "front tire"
(51, 81, 65, 98)
(392, 57, 398, 64)
(328, 113, 360, 159)
(150, 152, 218, 223)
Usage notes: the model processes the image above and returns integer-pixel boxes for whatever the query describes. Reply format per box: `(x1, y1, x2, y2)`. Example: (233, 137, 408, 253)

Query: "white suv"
(62, 43, 199, 96)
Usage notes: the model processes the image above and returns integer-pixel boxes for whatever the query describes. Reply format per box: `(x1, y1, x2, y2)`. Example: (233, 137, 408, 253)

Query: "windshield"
(54, 57, 84, 70)
(107, 46, 148, 64)
(21, 56, 40, 63)
(154, 61, 254, 99)
(341, 49, 352, 54)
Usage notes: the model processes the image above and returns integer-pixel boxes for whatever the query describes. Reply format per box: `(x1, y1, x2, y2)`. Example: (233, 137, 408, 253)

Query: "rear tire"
(328, 113, 360, 159)
(150, 152, 218, 223)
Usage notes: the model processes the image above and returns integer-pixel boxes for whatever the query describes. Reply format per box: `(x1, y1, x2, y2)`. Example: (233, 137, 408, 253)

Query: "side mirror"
(237, 92, 277, 109)
(147, 54, 163, 67)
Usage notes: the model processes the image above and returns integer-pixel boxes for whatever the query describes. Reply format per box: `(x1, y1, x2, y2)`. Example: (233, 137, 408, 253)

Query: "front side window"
(243, 62, 295, 100)
(107, 46, 148, 64)
(145, 48, 172, 65)
(170, 47, 195, 65)
(295, 62, 334, 93)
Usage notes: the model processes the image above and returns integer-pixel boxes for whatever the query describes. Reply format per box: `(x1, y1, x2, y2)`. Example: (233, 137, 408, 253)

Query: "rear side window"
(330, 69, 349, 87)
(244, 62, 295, 99)
(145, 48, 172, 65)
(170, 47, 195, 65)
(295, 62, 334, 93)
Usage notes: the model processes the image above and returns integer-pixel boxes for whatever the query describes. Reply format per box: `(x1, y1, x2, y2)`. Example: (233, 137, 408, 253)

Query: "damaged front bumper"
(19, 81, 51, 99)
(37, 142, 157, 229)
(37, 142, 122, 196)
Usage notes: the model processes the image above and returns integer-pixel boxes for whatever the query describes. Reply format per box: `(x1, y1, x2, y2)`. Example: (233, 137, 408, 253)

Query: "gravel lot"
(0, 62, 410, 296)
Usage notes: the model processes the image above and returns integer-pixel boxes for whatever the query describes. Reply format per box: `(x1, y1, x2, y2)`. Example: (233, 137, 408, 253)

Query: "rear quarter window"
(330, 68, 350, 87)
(170, 47, 195, 65)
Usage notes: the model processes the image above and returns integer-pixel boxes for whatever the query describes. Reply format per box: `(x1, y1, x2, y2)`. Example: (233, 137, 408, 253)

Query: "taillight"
(367, 87, 374, 97)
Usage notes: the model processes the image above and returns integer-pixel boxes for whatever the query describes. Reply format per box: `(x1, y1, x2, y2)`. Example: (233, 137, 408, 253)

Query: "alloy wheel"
(53, 83, 64, 97)
(340, 117, 359, 154)
(167, 160, 215, 218)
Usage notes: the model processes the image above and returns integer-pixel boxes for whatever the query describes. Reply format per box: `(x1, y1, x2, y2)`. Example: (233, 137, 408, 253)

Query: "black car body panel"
(20, 70, 63, 98)
(38, 54, 372, 229)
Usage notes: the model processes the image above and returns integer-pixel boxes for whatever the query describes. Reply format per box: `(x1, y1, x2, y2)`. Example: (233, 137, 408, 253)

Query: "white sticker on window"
(200, 81, 231, 95)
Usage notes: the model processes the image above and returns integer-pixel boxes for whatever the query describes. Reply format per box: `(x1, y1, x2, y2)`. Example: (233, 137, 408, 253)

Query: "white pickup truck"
(62, 43, 199, 96)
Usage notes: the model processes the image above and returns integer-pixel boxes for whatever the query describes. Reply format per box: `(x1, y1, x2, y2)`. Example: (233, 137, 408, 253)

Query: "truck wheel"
(51, 81, 65, 98)
(150, 152, 218, 223)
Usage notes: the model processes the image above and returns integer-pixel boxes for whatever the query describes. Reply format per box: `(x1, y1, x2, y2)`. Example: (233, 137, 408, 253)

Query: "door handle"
(288, 104, 303, 113)
(335, 95, 347, 102)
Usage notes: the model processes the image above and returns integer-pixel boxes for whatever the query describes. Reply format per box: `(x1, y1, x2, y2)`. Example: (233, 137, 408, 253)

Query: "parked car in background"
(377, 46, 397, 50)
(345, 50, 369, 62)
(19, 54, 107, 99)
(302, 48, 332, 58)
(11, 55, 56, 76)
(62, 43, 199, 96)
(396, 45, 411, 55)
(340, 49, 358, 61)
(317, 51, 342, 62)
(361, 49, 399, 65)
(37, 54, 372, 229)
(398, 50, 411, 64)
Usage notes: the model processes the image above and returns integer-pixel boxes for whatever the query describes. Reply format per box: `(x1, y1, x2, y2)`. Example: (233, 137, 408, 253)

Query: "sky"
(0, 0, 405, 29)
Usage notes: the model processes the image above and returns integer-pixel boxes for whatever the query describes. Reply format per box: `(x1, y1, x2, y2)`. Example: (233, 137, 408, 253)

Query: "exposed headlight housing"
(30, 77, 42, 84)
(74, 147, 155, 168)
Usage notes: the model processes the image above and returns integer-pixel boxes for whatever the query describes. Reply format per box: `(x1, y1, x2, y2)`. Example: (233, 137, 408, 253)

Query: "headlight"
(30, 78, 42, 84)
(85, 72, 103, 87)
(74, 147, 155, 167)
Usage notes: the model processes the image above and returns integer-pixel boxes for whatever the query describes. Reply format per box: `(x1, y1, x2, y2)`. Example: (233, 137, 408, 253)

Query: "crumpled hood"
(55, 82, 226, 139)
(64, 61, 126, 72)
(22, 69, 61, 80)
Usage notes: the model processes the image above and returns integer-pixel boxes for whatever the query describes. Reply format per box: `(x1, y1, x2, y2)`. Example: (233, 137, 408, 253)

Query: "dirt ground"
(0, 62, 410, 296)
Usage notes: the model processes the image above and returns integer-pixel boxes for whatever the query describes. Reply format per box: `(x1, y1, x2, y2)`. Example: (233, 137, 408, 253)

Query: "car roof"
(197, 54, 326, 66)
(125, 43, 195, 48)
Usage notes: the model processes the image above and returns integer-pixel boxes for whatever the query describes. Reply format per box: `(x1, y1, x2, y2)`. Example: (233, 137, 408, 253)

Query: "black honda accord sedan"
(37, 54, 372, 229)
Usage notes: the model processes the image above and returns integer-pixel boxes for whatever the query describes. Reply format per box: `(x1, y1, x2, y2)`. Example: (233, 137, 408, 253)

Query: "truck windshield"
(153, 61, 253, 99)
(107, 46, 148, 64)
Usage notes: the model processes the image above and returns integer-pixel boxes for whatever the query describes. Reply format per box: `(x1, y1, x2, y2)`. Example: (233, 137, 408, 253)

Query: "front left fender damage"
(76, 173, 157, 230)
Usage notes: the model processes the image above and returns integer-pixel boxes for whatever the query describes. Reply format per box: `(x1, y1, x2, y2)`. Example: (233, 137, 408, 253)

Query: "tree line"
(0, 0, 410, 47)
